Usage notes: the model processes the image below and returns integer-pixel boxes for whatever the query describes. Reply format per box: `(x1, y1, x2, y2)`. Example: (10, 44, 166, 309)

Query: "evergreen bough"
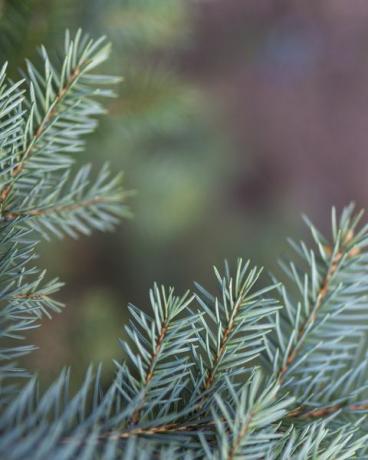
(0, 30, 368, 459)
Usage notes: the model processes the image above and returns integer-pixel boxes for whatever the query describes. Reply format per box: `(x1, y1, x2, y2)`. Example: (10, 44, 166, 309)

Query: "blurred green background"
(1, 0, 366, 386)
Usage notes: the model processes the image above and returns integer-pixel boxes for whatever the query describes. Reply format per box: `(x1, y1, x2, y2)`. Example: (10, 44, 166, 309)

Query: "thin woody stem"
(14, 292, 51, 300)
(60, 419, 215, 445)
(287, 401, 368, 419)
(62, 398, 368, 445)
(3, 195, 122, 221)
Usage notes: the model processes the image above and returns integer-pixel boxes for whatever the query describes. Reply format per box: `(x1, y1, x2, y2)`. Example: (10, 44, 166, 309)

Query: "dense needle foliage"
(0, 30, 368, 459)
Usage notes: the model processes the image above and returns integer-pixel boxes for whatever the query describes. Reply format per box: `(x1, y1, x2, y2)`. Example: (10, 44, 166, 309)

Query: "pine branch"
(263, 205, 368, 410)
(115, 285, 197, 430)
(286, 353, 368, 419)
(277, 243, 344, 384)
(192, 259, 279, 408)
(201, 371, 293, 460)
(0, 29, 128, 420)
(0, 29, 121, 209)
(0, 219, 64, 398)
(271, 422, 368, 459)
(3, 164, 131, 239)
(0, 62, 25, 190)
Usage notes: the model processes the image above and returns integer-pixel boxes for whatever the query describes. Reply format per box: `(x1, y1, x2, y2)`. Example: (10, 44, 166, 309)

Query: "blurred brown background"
(1, 0, 367, 386)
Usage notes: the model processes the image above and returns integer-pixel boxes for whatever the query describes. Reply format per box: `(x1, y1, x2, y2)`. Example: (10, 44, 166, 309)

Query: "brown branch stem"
(287, 401, 368, 419)
(3, 195, 120, 221)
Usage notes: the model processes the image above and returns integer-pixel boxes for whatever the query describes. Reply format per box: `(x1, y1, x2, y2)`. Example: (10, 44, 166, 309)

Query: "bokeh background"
(1, 0, 367, 386)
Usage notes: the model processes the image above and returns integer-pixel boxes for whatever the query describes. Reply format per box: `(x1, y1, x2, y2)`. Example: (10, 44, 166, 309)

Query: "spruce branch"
(0, 29, 130, 241)
(264, 206, 368, 406)
(0, 28, 121, 210)
(0, 219, 64, 394)
(271, 422, 368, 459)
(115, 285, 197, 430)
(0, 63, 25, 191)
(192, 259, 279, 407)
(277, 234, 348, 384)
(3, 164, 131, 239)
(286, 353, 368, 420)
(249, 204, 368, 459)
(0, 28, 129, 430)
(201, 371, 293, 460)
